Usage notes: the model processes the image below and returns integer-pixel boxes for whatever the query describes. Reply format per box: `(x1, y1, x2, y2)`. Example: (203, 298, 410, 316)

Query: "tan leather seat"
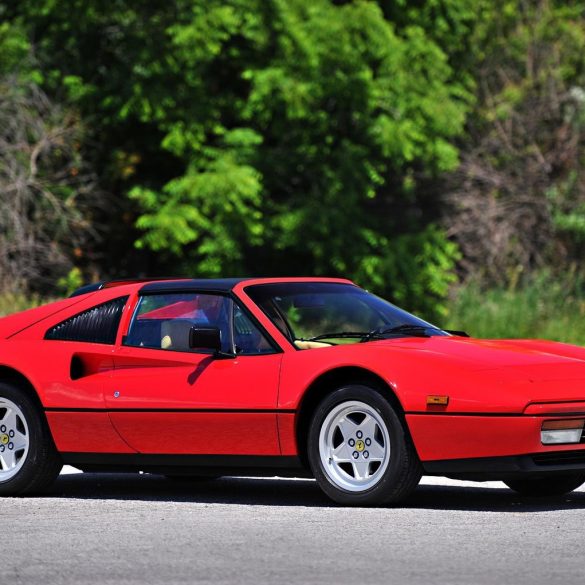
(294, 340, 332, 350)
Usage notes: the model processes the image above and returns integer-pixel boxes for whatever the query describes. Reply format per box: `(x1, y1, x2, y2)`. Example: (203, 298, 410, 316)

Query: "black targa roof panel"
(69, 277, 192, 298)
(139, 278, 253, 294)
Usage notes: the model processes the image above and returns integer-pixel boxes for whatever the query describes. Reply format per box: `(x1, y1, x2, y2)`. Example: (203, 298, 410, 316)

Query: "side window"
(124, 293, 233, 353)
(124, 293, 275, 355)
(233, 303, 274, 355)
(45, 296, 128, 344)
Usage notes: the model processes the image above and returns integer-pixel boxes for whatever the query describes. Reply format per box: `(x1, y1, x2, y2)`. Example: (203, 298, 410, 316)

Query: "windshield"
(245, 282, 446, 346)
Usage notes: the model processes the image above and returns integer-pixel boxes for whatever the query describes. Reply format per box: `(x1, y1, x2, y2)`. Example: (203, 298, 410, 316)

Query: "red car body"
(2, 276, 585, 485)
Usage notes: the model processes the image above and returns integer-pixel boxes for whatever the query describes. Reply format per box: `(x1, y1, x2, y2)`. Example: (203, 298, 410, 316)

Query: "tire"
(0, 382, 62, 495)
(307, 385, 422, 505)
(504, 474, 585, 497)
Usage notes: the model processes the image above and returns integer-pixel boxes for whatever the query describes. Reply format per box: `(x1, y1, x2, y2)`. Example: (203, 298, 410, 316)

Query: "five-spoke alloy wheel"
(308, 385, 422, 505)
(0, 382, 62, 495)
(318, 400, 390, 492)
(0, 397, 30, 482)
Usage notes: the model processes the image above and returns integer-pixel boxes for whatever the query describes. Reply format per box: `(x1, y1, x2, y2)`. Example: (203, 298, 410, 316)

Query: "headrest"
(160, 319, 194, 351)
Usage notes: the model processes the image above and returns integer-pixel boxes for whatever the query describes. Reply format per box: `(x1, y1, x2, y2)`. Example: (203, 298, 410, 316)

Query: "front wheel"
(504, 474, 585, 497)
(307, 385, 422, 505)
(0, 382, 62, 495)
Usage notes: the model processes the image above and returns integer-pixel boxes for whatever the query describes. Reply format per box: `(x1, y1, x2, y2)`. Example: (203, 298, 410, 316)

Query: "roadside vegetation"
(1, 1, 584, 342)
(0, 293, 45, 317)
(445, 271, 585, 344)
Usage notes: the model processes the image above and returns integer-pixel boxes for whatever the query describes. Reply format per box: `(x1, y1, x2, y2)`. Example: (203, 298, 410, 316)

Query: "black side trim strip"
(63, 453, 299, 466)
(46, 407, 296, 414)
(61, 453, 305, 475)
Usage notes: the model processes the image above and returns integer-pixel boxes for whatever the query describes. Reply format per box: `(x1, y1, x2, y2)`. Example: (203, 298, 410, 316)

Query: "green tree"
(3, 0, 474, 317)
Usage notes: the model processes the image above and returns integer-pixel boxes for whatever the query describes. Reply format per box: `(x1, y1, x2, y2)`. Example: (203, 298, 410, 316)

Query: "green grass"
(0, 292, 46, 317)
(444, 271, 585, 345)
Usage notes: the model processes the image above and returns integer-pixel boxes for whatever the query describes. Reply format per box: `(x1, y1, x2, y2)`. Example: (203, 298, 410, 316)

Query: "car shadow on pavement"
(45, 472, 585, 512)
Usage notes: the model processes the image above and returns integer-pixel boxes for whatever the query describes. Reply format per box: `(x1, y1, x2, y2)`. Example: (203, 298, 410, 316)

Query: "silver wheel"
(0, 398, 30, 483)
(319, 400, 390, 492)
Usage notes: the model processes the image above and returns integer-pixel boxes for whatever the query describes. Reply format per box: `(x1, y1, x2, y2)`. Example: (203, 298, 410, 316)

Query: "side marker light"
(426, 395, 449, 406)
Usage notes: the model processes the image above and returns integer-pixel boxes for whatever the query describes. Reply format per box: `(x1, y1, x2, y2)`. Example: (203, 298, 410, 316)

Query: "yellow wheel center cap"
(355, 439, 365, 452)
(0, 434, 8, 445)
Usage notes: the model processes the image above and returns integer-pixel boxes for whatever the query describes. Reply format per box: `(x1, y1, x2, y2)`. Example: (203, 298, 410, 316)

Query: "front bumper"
(423, 450, 585, 481)
(407, 411, 585, 480)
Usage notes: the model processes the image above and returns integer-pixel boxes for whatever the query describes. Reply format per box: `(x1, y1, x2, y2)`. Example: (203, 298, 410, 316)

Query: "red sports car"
(1, 276, 585, 504)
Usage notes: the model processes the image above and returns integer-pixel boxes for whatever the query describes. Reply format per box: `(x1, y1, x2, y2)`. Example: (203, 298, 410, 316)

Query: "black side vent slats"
(45, 296, 128, 345)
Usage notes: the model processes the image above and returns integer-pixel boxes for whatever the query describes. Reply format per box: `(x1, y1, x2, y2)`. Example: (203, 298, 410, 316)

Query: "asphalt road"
(2, 469, 585, 585)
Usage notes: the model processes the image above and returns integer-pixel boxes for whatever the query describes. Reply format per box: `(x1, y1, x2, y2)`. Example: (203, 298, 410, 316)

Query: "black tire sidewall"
(307, 385, 416, 505)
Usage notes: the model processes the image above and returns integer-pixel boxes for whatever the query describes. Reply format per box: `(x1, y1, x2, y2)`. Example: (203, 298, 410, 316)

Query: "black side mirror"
(189, 326, 222, 352)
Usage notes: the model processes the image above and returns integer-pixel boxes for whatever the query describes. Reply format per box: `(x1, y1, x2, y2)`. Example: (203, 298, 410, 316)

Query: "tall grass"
(445, 271, 585, 345)
(0, 292, 46, 317)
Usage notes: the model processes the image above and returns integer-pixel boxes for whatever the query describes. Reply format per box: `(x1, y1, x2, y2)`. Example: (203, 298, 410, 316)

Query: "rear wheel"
(504, 474, 585, 497)
(307, 385, 422, 505)
(0, 382, 62, 495)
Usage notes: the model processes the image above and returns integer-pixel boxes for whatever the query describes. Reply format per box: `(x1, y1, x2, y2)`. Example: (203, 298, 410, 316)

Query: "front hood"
(354, 336, 585, 413)
(373, 336, 585, 376)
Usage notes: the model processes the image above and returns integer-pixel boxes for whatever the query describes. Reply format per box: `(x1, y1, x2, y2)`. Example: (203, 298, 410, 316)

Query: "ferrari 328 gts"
(2, 277, 585, 505)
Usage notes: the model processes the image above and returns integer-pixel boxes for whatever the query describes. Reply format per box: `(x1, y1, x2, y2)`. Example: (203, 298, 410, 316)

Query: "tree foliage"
(1, 0, 584, 320)
(1, 0, 472, 317)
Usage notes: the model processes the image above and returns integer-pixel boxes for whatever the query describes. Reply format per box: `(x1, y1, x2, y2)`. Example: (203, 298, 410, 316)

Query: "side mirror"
(189, 326, 222, 352)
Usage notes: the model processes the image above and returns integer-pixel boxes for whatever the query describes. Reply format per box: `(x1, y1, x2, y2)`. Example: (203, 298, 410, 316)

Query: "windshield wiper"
(300, 331, 373, 342)
(301, 324, 441, 343)
(361, 323, 440, 341)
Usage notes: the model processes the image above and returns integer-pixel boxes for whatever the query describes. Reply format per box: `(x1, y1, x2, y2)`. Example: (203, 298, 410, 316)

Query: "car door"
(105, 291, 283, 455)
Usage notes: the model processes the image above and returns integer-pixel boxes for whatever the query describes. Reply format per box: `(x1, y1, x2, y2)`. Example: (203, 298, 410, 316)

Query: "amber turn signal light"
(426, 395, 449, 406)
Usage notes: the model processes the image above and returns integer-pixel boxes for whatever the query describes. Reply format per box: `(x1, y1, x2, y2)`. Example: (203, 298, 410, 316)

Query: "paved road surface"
(2, 468, 585, 585)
